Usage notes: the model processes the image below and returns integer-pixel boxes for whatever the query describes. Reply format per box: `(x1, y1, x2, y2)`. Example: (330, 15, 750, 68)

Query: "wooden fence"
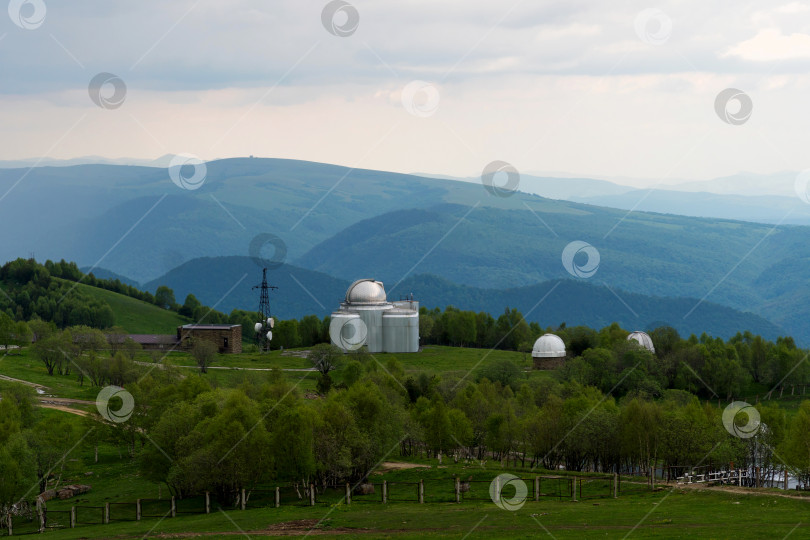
(0, 474, 625, 536)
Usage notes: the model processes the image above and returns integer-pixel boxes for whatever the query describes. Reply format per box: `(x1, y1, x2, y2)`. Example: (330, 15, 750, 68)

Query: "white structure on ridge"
(531, 333, 566, 369)
(330, 279, 419, 353)
(627, 331, 655, 353)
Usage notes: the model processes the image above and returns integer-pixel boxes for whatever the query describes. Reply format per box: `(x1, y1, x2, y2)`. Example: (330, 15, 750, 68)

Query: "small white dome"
(532, 334, 566, 358)
(346, 279, 387, 304)
(627, 331, 655, 353)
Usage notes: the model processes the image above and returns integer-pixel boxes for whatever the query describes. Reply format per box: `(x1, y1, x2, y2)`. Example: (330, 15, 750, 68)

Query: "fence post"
(205, 492, 210, 514)
(70, 507, 76, 528)
(171, 496, 176, 518)
(382, 481, 388, 504)
(613, 473, 618, 498)
(418, 480, 424, 504)
(571, 478, 577, 502)
(7, 513, 11, 536)
(275, 487, 280, 508)
(535, 476, 540, 502)
(241, 489, 246, 511)
(345, 483, 351, 505)
(738, 469, 742, 487)
(310, 484, 316, 506)
(455, 477, 461, 503)
(104, 502, 110, 524)
(37, 498, 45, 533)
(136, 499, 142, 521)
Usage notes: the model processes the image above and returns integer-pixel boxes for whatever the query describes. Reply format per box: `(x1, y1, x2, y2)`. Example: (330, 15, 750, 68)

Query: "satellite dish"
(254, 322, 262, 333)
(266, 330, 273, 341)
(267, 317, 274, 328)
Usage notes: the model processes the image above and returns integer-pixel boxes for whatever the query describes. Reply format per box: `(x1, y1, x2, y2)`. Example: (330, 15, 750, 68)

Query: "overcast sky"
(2, 0, 810, 183)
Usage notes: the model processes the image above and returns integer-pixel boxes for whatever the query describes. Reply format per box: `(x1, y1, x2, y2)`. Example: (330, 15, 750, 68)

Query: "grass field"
(60, 279, 189, 334)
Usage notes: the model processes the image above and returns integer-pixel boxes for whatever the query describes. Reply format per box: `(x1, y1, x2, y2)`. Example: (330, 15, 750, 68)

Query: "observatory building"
(330, 279, 419, 353)
(532, 333, 566, 369)
(627, 331, 655, 353)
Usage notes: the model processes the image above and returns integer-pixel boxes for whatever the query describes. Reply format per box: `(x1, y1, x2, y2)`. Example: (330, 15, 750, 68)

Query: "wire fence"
(1, 474, 630, 536)
(387, 481, 420, 503)
(108, 502, 137, 522)
(578, 476, 614, 500)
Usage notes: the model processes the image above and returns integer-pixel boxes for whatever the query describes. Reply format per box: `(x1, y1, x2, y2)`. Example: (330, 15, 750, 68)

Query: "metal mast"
(252, 268, 278, 351)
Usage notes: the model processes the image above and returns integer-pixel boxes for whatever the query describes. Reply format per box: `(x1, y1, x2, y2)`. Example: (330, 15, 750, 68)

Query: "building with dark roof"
(177, 324, 242, 354)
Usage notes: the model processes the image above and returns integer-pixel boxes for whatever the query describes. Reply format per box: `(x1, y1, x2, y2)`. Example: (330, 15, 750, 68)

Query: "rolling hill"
(292, 203, 810, 341)
(3, 158, 810, 342)
(0, 158, 545, 283)
(67, 280, 188, 334)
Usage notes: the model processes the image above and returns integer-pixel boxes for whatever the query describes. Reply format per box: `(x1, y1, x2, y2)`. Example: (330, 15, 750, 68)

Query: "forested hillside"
(143, 256, 784, 341)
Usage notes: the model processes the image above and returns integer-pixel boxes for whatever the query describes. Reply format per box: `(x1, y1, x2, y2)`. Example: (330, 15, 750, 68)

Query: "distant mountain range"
(432, 172, 810, 225)
(2, 157, 809, 343)
(0, 154, 180, 169)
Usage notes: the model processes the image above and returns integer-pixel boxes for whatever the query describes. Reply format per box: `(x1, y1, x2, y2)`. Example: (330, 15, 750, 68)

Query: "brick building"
(176, 324, 242, 354)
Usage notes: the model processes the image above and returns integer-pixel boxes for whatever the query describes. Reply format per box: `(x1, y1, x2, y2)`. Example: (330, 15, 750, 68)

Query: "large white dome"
(345, 279, 387, 304)
(627, 331, 655, 353)
(532, 334, 566, 358)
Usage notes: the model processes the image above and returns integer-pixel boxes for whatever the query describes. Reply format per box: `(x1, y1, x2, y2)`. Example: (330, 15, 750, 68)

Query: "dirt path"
(38, 403, 91, 417)
(672, 482, 810, 501)
(376, 461, 430, 473)
(133, 361, 316, 372)
(0, 373, 47, 390)
(38, 396, 95, 405)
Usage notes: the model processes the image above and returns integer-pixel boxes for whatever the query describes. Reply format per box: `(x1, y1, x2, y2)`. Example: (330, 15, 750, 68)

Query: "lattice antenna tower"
(252, 268, 278, 351)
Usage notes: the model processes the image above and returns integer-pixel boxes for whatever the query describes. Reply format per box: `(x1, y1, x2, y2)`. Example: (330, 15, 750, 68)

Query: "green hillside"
(67, 279, 188, 333)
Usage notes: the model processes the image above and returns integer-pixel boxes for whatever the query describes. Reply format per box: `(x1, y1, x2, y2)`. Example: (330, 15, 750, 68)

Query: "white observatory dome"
(345, 279, 387, 304)
(627, 331, 655, 353)
(532, 334, 566, 358)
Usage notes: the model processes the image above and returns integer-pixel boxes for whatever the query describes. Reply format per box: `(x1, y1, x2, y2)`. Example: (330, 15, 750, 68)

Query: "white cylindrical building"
(330, 279, 419, 353)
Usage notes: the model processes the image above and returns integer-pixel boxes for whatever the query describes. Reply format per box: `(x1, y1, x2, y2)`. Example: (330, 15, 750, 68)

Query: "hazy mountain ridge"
(292, 203, 810, 342)
(2, 157, 809, 341)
